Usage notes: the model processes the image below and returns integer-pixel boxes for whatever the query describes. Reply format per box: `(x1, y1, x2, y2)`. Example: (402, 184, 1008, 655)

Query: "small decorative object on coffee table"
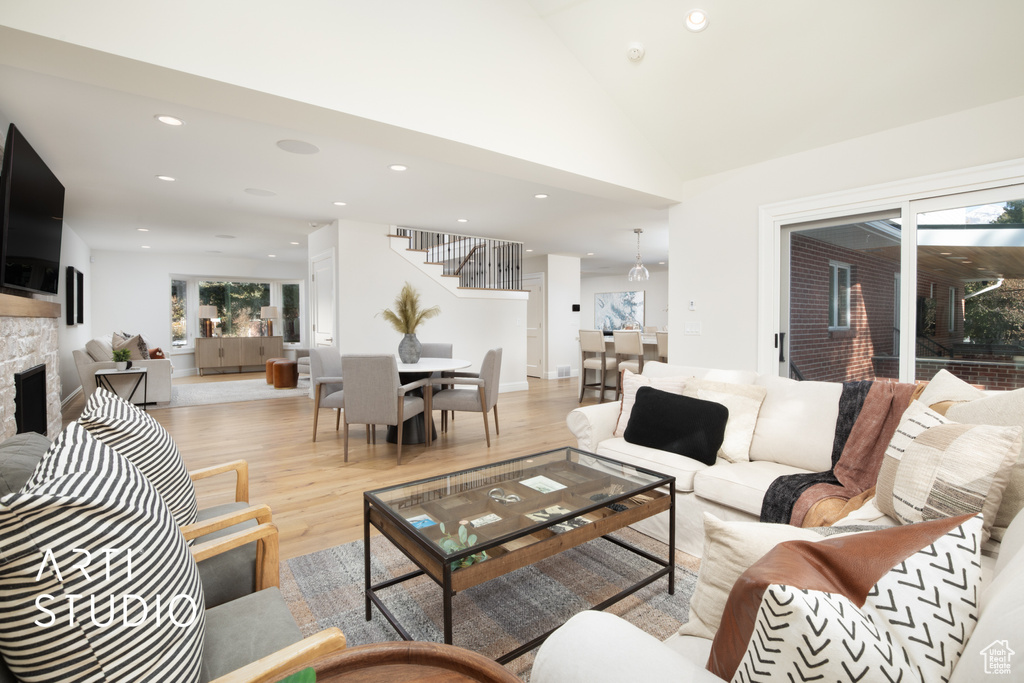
(363, 447, 675, 663)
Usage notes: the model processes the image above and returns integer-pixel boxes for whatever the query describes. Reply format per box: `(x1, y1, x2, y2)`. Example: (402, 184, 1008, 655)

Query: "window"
(948, 286, 956, 332)
(171, 279, 187, 347)
(282, 283, 300, 343)
(828, 261, 851, 330)
(198, 281, 270, 338)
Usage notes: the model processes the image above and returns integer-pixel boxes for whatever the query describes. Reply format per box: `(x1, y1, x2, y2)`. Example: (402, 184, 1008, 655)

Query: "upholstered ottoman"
(265, 358, 289, 384)
(273, 360, 298, 389)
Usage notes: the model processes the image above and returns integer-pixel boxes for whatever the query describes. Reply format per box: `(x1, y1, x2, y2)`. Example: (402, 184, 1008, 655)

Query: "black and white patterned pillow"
(731, 515, 983, 683)
(79, 388, 199, 531)
(0, 423, 205, 682)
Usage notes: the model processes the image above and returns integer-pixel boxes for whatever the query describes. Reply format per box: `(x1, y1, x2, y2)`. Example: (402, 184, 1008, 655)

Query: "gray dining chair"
(420, 342, 454, 429)
(429, 348, 502, 447)
(340, 354, 431, 464)
(309, 348, 344, 442)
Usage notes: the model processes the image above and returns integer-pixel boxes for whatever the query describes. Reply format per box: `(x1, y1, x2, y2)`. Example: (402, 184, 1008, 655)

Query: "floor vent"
(557, 365, 571, 378)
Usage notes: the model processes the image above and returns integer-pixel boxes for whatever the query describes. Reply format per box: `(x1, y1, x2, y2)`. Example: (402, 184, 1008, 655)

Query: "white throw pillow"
(613, 369, 686, 437)
(690, 380, 767, 463)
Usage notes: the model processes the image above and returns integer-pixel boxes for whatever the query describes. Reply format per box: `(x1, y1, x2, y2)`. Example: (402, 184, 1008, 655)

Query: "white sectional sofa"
(567, 362, 847, 557)
(532, 506, 1024, 683)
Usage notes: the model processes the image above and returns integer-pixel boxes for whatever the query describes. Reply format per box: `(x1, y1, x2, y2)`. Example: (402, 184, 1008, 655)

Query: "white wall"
(544, 255, 580, 379)
(56, 224, 92, 401)
(335, 220, 527, 392)
(581, 270, 668, 333)
(670, 95, 1024, 372)
(89, 250, 305, 374)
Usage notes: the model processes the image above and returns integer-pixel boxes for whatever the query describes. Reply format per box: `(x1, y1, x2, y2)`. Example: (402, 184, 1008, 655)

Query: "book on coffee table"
(406, 514, 437, 529)
(520, 475, 566, 494)
(526, 505, 592, 533)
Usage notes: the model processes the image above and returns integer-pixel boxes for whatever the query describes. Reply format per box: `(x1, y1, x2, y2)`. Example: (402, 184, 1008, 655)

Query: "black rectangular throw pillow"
(623, 386, 729, 466)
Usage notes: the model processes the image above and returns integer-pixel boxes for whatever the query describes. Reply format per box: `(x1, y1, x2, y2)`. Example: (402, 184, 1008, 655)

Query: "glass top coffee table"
(363, 446, 676, 663)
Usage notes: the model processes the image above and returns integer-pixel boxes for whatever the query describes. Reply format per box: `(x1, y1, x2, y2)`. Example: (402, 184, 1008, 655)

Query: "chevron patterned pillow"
(80, 387, 199, 531)
(710, 514, 983, 683)
(0, 423, 205, 682)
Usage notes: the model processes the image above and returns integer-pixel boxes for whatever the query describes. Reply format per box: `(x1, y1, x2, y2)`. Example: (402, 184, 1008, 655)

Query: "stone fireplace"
(1, 293, 62, 441)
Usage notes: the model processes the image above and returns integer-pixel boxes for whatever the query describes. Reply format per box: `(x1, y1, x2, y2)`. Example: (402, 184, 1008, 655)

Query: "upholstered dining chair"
(340, 354, 432, 464)
(613, 330, 645, 375)
(429, 348, 502, 447)
(656, 331, 669, 363)
(310, 347, 344, 442)
(579, 330, 618, 403)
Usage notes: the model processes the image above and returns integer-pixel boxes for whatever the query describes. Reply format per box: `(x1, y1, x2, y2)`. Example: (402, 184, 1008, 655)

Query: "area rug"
(150, 377, 310, 409)
(280, 528, 696, 680)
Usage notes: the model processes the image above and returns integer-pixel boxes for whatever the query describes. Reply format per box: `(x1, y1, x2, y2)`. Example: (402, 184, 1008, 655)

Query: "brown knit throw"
(789, 381, 917, 527)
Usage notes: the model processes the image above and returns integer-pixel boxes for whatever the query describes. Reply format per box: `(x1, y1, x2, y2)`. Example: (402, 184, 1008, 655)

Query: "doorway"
(523, 273, 544, 378)
(310, 251, 336, 348)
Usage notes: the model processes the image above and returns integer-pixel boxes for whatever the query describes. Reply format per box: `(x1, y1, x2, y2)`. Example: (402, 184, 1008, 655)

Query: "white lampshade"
(260, 306, 280, 319)
(197, 305, 217, 318)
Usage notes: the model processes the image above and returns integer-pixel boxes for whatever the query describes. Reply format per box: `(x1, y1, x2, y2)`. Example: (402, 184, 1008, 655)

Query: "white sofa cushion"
(749, 374, 841, 471)
(686, 380, 767, 463)
(693, 460, 810, 516)
(85, 336, 114, 362)
(595, 437, 712, 492)
(640, 361, 758, 385)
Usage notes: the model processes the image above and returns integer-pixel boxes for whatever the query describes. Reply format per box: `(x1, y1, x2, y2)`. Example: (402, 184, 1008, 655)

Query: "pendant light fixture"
(627, 228, 650, 281)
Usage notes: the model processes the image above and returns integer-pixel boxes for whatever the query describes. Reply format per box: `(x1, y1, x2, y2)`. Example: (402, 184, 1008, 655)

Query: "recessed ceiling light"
(141, 245, 151, 249)
(156, 175, 176, 182)
(215, 234, 236, 239)
(137, 228, 149, 232)
(685, 9, 709, 32)
(268, 254, 277, 258)
(276, 139, 319, 154)
(155, 115, 184, 126)
(458, 218, 469, 223)
(586, 252, 595, 256)
(534, 193, 548, 199)
(290, 241, 300, 245)
(389, 164, 408, 172)
(526, 249, 534, 252)
(659, 261, 666, 265)
(333, 201, 347, 206)
(245, 188, 277, 197)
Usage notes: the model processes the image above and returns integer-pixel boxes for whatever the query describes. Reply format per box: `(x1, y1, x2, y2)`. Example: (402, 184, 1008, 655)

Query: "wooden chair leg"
(335, 408, 341, 432)
(396, 404, 405, 465)
(479, 386, 491, 447)
(312, 389, 321, 442)
(492, 404, 499, 435)
(578, 367, 587, 402)
(425, 389, 432, 447)
(366, 426, 371, 444)
(343, 420, 349, 462)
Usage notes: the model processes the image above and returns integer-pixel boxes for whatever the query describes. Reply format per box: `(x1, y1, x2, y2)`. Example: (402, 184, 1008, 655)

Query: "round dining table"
(389, 357, 471, 444)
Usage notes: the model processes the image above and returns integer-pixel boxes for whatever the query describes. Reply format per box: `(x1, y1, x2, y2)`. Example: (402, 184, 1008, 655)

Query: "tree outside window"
(199, 281, 270, 337)
(171, 279, 187, 347)
(282, 283, 300, 343)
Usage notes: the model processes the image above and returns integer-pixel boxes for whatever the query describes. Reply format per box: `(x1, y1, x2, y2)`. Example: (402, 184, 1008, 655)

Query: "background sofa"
(74, 336, 173, 404)
(567, 362, 1024, 558)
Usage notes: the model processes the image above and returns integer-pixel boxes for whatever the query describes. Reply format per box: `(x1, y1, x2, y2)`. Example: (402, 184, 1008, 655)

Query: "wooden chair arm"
(209, 628, 347, 683)
(189, 459, 249, 503)
(180, 504, 273, 541)
(191, 522, 280, 590)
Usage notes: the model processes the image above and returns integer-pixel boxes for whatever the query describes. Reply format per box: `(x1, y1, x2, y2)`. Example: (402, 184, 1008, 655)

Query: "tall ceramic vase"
(398, 333, 421, 363)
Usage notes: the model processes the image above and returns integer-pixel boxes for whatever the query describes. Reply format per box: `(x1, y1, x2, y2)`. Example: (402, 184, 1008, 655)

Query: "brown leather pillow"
(148, 347, 166, 360)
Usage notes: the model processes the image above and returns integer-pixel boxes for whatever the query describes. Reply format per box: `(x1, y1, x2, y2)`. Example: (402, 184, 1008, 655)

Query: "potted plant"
(437, 522, 488, 570)
(112, 348, 132, 371)
(380, 282, 440, 363)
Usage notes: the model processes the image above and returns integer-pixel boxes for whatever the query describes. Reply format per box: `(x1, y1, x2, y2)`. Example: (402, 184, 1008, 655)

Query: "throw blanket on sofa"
(759, 381, 873, 524)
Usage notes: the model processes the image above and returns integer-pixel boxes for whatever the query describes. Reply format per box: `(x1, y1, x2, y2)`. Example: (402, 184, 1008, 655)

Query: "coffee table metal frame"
(363, 447, 675, 664)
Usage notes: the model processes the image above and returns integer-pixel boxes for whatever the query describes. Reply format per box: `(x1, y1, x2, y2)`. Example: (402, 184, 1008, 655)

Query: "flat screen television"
(0, 123, 65, 295)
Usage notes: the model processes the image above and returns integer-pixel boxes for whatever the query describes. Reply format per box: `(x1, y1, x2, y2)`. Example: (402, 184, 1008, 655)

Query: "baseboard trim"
(543, 370, 579, 380)
(499, 381, 530, 393)
(60, 385, 82, 408)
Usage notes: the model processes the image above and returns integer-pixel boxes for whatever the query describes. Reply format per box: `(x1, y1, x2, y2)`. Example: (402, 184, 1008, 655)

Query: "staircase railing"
(395, 228, 523, 291)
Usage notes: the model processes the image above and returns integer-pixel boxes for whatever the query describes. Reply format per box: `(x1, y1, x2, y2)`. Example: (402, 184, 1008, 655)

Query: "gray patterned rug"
(150, 378, 310, 409)
(280, 528, 697, 680)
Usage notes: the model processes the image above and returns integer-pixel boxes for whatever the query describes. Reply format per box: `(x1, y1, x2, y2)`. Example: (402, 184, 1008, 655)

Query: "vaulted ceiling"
(1, 1, 1022, 273)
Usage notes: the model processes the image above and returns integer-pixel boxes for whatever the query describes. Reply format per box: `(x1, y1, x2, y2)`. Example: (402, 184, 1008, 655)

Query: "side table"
(95, 367, 148, 411)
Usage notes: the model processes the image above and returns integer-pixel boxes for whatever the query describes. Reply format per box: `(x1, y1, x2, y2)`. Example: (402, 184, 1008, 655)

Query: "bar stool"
(613, 330, 645, 376)
(656, 331, 669, 363)
(579, 330, 619, 403)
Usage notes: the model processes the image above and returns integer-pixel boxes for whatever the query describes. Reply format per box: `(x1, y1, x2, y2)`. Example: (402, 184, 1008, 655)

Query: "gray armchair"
(420, 342, 453, 428)
(309, 348, 344, 442)
(340, 354, 432, 464)
(429, 348, 502, 447)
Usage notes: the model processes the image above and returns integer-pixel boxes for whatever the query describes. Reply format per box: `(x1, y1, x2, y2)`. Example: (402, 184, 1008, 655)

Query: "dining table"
(389, 357, 472, 444)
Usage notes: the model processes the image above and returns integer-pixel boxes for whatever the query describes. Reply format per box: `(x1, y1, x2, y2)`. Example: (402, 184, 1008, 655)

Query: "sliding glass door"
(911, 187, 1024, 390)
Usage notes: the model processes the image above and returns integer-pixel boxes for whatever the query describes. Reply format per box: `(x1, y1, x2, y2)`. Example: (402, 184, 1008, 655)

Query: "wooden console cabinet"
(195, 336, 284, 376)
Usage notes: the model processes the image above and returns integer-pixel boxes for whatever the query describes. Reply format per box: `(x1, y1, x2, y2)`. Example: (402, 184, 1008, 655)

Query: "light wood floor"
(63, 373, 595, 560)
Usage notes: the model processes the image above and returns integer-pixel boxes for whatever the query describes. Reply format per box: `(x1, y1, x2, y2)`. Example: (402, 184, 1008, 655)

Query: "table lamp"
(261, 306, 280, 337)
(198, 305, 217, 338)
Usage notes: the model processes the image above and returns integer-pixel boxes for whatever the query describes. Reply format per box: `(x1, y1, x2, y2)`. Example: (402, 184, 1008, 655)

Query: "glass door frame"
(758, 158, 1024, 382)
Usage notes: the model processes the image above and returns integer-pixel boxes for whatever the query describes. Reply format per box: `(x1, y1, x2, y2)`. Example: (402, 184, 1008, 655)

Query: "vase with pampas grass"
(380, 282, 441, 363)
